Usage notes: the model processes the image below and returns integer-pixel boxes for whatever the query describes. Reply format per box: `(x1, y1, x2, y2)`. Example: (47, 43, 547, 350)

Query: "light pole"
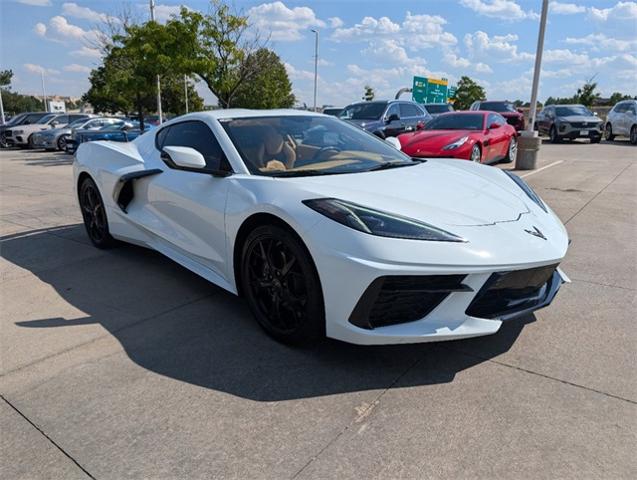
(184, 75, 189, 113)
(150, 0, 163, 125)
(41, 70, 48, 112)
(0, 84, 5, 124)
(311, 29, 319, 112)
(516, 0, 548, 170)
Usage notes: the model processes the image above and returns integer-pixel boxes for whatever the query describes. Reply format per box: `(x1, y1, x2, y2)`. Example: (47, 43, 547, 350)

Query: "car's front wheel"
(630, 125, 637, 145)
(57, 135, 69, 151)
(504, 137, 517, 163)
(470, 144, 481, 162)
(549, 126, 561, 143)
(79, 177, 116, 249)
(241, 225, 325, 344)
(605, 123, 615, 141)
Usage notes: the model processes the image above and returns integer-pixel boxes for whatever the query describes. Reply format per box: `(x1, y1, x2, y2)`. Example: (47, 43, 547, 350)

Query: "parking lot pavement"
(1, 142, 636, 479)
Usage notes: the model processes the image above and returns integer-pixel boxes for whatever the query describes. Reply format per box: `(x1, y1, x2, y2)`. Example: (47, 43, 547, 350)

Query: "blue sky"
(1, 0, 636, 107)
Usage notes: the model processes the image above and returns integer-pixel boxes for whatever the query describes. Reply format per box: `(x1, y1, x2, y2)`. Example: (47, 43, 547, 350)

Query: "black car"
(423, 103, 454, 118)
(339, 100, 432, 138)
(1, 111, 49, 147)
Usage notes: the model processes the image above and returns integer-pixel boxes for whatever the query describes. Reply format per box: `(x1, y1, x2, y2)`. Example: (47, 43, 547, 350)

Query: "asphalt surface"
(1, 140, 636, 479)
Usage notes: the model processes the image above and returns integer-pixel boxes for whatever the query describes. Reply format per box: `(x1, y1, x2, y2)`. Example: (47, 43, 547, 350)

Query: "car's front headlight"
(504, 171, 547, 213)
(303, 198, 466, 242)
(442, 136, 469, 150)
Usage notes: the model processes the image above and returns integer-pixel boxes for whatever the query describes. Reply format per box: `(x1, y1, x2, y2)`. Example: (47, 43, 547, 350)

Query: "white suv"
(604, 100, 637, 145)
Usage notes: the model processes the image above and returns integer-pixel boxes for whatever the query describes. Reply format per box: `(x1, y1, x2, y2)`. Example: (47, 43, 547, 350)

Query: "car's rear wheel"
(57, 135, 68, 151)
(241, 225, 324, 344)
(549, 126, 561, 143)
(604, 123, 615, 141)
(79, 177, 116, 249)
(504, 136, 517, 163)
(470, 144, 481, 162)
(630, 125, 637, 145)
(590, 135, 601, 144)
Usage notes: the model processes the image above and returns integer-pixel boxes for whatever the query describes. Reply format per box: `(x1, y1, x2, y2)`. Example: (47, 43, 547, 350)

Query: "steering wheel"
(312, 146, 340, 161)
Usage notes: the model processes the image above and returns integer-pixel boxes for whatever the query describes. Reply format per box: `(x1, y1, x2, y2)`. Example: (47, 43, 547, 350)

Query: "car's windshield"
(5, 114, 26, 126)
(39, 114, 59, 124)
(480, 102, 516, 113)
(221, 115, 415, 177)
(555, 105, 593, 116)
(339, 102, 387, 120)
(425, 104, 453, 114)
(425, 113, 484, 130)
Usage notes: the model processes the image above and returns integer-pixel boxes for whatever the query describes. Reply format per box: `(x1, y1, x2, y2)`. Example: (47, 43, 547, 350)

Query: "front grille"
(5, 130, 12, 137)
(570, 122, 596, 129)
(349, 275, 470, 329)
(466, 264, 558, 319)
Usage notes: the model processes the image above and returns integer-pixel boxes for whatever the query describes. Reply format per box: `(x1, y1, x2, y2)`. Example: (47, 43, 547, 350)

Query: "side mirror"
(415, 121, 425, 130)
(162, 146, 206, 169)
(386, 113, 400, 124)
(384, 136, 402, 150)
(593, 112, 599, 116)
(488, 123, 501, 130)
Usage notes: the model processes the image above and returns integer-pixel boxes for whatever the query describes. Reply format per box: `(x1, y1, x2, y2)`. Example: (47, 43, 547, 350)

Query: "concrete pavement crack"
(1, 395, 96, 480)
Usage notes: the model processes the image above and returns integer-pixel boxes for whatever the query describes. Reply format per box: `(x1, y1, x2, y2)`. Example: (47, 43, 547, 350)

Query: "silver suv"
(604, 100, 637, 145)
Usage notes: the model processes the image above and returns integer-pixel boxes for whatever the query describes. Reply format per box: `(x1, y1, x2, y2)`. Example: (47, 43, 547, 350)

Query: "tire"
(549, 125, 561, 143)
(28, 134, 36, 149)
(78, 177, 117, 249)
(504, 136, 517, 163)
(604, 123, 615, 141)
(630, 125, 637, 145)
(470, 144, 481, 162)
(57, 135, 68, 151)
(240, 224, 325, 345)
(590, 136, 601, 144)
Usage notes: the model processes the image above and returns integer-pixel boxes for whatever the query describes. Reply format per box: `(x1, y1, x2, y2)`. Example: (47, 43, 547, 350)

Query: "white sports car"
(74, 109, 569, 345)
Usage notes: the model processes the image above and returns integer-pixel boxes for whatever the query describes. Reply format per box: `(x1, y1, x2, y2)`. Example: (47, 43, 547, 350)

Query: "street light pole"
(150, 0, 163, 125)
(0, 85, 5, 124)
(184, 75, 189, 113)
(526, 0, 549, 133)
(311, 29, 319, 112)
(41, 70, 48, 112)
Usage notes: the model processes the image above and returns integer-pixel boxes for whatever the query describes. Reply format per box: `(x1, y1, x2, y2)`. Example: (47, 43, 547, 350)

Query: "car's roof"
(551, 104, 586, 107)
(478, 100, 512, 104)
(440, 110, 489, 115)
(177, 109, 326, 120)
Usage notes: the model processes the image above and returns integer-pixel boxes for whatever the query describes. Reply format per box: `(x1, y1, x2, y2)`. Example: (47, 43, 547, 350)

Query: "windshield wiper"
(365, 162, 419, 172)
(265, 169, 342, 177)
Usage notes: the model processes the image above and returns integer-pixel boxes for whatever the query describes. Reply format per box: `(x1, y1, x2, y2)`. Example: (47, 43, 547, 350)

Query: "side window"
(614, 103, 626, 113)
(400, 103, 421, 117)
(627, 104, 636, 115)
(385, 103, 400, 120)
(487, 113, 502, 127)
(155, 126, 170, 150)
(54, 115, 69, 125)
(162, 121, 226, 170)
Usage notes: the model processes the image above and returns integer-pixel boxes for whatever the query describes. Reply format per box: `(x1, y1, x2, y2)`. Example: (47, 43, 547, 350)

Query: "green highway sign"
(412, 76, 454, 104)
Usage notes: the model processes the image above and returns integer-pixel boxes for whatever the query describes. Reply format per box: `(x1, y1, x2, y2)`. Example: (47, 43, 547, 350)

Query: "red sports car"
(397, 111, 518, 164)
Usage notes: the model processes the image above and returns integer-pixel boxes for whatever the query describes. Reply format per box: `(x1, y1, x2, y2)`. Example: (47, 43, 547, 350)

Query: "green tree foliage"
(0, 69, 13, 87)
(576, 81, 600, 107)
(230, 49, 295, 109)
(608, 92, 634, 104)
(362, 85, 375, 101)
(0, 69, 45, 114)
(452, 76, 486, 110)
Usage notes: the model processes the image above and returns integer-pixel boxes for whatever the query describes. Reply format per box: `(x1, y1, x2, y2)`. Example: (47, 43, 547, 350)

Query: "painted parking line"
(520, 160, 564, 178)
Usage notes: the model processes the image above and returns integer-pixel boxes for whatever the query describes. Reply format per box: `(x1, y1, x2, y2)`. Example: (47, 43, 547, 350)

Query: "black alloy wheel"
(604, 123, 615, 141)
(79, 177, 116, 248)
(241, 225, 324, 344)
(549, 125, 561, 143)
(631, 125, 637, 145)
(58, 135, 68, 151)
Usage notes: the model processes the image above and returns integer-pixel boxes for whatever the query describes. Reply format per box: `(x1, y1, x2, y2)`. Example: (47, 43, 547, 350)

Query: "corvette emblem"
(525, 226, 547, 240)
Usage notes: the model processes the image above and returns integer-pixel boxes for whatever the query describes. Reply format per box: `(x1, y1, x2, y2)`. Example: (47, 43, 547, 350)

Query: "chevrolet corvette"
(74, 110, 569, 345)
(398, 111, 518, 164)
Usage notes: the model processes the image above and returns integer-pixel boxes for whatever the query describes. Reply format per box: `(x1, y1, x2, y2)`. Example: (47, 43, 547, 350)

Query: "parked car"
(397, 111, 517, 164)
(66, 121, 153, 154)
(339, 100, 432, 138)
(5, 113, 88, 148)
(0, 111, 49, 147)
(604, 99, 637, 145)
(32, 116, 120, 151)
(74, 109, 569, 345)
(321, 107, 343, 117)
(423, 103, 454, 118)
(536, 104, 602, 143)
(470, 100, 525, 131)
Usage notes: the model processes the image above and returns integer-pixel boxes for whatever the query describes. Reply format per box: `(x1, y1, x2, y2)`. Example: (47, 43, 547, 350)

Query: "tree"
(609, 92, 633, 105)
(362, 85, 375, 101)
(230, 49, 294, 109)
(452, 76, 485, 110)
(576, 80, 600, 107)
(0, 69, 13, 88)
(162, 76, 205, 114)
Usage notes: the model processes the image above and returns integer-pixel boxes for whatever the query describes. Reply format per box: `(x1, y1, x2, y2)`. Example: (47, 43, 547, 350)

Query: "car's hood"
(559, 115, 600, 123)
(399, 130, 473, 150)
(8, 124, 51, 133)
(282, 160, 530, 227)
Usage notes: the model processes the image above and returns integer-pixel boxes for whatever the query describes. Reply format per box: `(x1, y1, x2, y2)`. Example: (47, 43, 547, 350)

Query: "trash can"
(516, 131, 541, 170)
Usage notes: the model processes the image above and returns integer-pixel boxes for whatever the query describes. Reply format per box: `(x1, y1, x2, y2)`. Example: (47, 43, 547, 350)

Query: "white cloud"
(70, 46, 101, 59)
(459, 0, 539, 21)
(316, 58, 333, 67)
(43, 16, 98, 42)
(34, 22, 47, 36)
(328, 17, 343, 28)
(284, 63, 315, 81)
(464, 31, 534, 62)
(543, 48, 589, 65)
(153, 5, 182, 23)
(566, 33, 637, 52)
(363, 39, 418, 65)
(16, 0, 51, 6)
(589, 1, 637, 21)
(332, 16, 400, 40)
(248, 2, 325, 41)
(23, 63, 60, 75)
(63, 64, 92, 73)
(549, 2, 586, 14)
(61, 2, 118, 24)
(443, 52, 493, 73)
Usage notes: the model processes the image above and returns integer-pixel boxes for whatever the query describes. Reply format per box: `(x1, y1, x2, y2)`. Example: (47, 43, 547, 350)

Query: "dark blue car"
(338, 100, 432, 138)
(66, 121, 153, 154)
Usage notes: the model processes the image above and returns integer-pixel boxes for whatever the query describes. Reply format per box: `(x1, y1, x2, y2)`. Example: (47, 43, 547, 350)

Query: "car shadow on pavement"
(6, 150, 74, 166)
(4, 225, 535, 401)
